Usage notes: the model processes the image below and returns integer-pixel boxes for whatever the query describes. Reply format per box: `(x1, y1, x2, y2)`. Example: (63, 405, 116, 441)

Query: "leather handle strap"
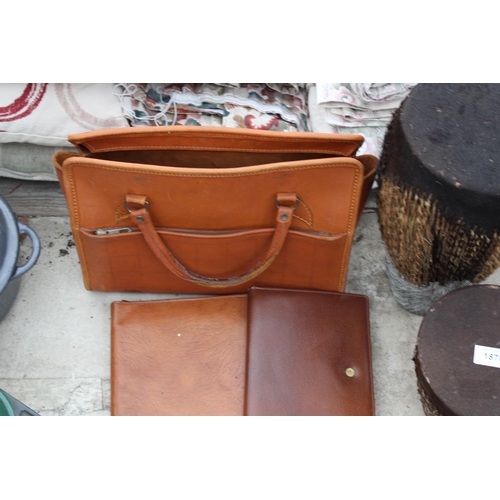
(126, 193, 297, 288)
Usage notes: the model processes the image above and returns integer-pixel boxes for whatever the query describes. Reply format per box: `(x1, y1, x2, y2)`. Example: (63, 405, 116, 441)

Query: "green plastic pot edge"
(0, 390, 15, 416)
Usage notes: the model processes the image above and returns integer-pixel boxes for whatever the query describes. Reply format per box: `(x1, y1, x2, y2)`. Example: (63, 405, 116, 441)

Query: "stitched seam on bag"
(114, 203, 131, 224)
(292, 214, 311, 227)
(293, 197, 313, 228)
(66, 167, 91, 289)
(69, 161, 359, 178)
(338, 168, 359, 290)
(365, 297, 375, 414)
(82, 132, 359, 143)
(80, 132, 361, 153)
(86, 146, 357, 156)
(339, 169, 359, 289)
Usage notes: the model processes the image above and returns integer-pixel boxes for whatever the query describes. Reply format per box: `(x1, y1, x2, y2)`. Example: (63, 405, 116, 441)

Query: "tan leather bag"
(53, 126, 377, 294)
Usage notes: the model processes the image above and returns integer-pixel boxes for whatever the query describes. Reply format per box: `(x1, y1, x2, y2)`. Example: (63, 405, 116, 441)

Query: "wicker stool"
(379, 84, 500, 314)
(414, 285, 500, 416)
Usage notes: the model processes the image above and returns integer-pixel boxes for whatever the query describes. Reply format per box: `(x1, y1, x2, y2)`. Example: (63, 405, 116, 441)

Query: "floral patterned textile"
(114, 83, 310, 132)
(113, 82, 416, 157)
(308, 83, 417, 157)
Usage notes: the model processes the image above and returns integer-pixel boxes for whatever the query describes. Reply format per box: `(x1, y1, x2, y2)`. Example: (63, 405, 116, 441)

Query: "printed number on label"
(473, 345, 500, 369)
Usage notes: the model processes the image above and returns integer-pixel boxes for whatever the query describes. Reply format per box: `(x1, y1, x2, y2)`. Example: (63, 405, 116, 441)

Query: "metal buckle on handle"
(124, 199, 150, 213)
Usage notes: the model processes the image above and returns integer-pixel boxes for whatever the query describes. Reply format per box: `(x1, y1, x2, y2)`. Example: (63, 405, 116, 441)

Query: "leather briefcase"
(54, 127, 377, 294)
(110, 287, 374, 416)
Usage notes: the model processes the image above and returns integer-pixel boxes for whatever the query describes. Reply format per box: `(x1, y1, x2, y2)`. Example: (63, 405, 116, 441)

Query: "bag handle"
(125, 193, 297, 288)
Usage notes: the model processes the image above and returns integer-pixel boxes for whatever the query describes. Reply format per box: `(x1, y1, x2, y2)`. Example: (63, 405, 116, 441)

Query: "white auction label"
(473, 345, 500, 369)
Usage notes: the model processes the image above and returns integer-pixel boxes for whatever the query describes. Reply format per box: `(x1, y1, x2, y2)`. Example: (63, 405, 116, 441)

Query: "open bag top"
(67, 126, 367, 157)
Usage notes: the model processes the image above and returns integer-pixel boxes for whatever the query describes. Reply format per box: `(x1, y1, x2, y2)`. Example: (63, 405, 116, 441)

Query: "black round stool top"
(415, 285, 500, 415)
(382, 83, 500, 233)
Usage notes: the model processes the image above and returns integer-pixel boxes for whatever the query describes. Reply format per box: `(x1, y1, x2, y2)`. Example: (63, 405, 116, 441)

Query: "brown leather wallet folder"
(111, 289, 374, 416)
(245, 287, 374, 416)
(111, 295, 248, 416)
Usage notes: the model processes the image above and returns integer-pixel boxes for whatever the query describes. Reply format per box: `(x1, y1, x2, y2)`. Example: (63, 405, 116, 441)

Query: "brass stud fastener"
(345, 367, 355, 377)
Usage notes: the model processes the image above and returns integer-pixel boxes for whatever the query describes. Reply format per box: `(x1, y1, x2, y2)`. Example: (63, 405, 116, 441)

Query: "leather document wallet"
(111, 295, 248, 416)
(245, 287, 374, 416)
(111, 288, 374, 416)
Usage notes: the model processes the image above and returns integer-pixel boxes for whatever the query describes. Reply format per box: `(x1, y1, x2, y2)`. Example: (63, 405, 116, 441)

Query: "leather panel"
(64, 158, 362, 234)
(111, 295, 247, 416)
(245, 287, 375, 416)
(69, 126, 365, 156)
(78, 228, 349, 293)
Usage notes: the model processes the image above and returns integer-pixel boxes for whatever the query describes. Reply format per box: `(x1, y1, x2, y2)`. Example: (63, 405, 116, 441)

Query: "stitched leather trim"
(338, 167, 360, 291)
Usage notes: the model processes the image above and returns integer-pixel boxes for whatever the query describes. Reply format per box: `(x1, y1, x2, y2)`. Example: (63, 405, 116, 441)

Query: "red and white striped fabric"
(0, 83, 128, 147)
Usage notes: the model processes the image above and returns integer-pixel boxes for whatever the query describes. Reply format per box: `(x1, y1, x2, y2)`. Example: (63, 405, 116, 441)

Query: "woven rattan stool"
(379, 84, 500, 314)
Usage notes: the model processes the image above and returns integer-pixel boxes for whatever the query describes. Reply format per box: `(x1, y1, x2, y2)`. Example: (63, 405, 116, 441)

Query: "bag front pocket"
(77, 226, 350, 293)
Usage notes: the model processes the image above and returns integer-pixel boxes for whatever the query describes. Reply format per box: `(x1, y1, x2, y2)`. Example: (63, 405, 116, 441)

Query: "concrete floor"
(1, 196, 499, 416)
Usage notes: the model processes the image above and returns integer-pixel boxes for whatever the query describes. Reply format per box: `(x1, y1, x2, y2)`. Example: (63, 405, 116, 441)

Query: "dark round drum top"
(382, 83, 500, 233)
(415, 285, 500, 416)
(403, 84, 500, 197)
